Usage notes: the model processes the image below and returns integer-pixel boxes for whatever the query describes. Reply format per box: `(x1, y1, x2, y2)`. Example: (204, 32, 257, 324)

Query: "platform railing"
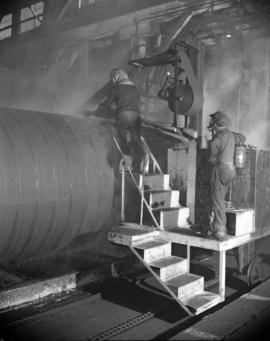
(140, 136, 163, 175)
(113, 136, 161, 229)
(112, 137, 194, 316)
(139, 136, 164, 224)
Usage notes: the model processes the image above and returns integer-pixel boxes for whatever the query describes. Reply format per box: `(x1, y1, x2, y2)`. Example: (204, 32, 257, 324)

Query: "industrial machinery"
(157, 70, 194, 117)
(78, 12, 203, 132)
(0, 108, 118, 262)
(129, 41, 203, 128)
(0, 10, 268, 321)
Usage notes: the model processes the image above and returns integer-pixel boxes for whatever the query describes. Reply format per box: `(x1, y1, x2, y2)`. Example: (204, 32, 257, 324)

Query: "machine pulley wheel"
(167, 83, 194, 115)
(247, 259, 262, 287)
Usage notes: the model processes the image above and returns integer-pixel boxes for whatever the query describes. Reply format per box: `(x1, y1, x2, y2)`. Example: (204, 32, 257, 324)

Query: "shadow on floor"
(85, 277, 187, 324)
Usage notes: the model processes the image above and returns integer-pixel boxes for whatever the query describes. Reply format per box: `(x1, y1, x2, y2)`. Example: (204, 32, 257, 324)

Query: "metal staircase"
(108, 136, 223, 316)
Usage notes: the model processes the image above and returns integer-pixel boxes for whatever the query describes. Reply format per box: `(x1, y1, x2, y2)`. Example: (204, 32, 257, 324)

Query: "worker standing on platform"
(207, 111, 246, 241)
(100, 68, 145, 173)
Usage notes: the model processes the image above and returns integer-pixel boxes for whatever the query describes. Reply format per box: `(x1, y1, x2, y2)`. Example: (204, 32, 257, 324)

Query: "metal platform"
(159, 227, 270, 252)
(109, 223, 270, 315)
(108, 224, 224, 315)
(111, 137, 270, 315)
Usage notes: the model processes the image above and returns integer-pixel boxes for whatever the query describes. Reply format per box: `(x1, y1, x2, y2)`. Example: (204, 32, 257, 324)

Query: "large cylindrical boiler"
(0, 108, 117, 262)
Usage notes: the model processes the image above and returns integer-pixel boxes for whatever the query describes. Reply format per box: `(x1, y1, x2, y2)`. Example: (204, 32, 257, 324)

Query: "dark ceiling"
(0, 0, 40, 16)
(1, 0, 270, 45)
(192, 0, 270, 42)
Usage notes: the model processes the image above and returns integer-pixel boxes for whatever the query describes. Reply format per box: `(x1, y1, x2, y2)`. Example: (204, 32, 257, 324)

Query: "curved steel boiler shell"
(0, 108, 116, 262)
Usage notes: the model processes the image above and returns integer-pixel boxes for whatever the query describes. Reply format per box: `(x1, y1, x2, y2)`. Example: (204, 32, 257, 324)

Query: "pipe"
(0, 108, 117, 262)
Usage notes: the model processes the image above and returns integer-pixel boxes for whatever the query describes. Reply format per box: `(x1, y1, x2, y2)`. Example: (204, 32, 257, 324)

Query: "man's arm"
(209, 136, 221, 165)
(98, 86, 116, 112)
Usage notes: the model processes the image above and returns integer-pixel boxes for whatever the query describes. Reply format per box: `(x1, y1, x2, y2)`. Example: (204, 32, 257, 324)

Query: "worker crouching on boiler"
(101, 68, 146, 173)
(207, 111, 246, 241)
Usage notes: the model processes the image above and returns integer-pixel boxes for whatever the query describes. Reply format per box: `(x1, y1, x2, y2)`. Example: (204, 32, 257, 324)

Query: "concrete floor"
(170, 278, 270, 340)
(0, 236, 269, 341)
(0, 278, 186, 341)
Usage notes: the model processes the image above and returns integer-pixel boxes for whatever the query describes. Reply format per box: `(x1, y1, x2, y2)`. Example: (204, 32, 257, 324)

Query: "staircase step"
(226, 208, 255, 236)
(153, 206, 190, 228)
(142, 174, 170, 190)
(108, 224, 160, 246)
(134, 238, 171, 262)
(182, 291, 222, 315)
(145, 190, 180, 209)
(149, 256, 188, 281)
(166, 273, 204, 301)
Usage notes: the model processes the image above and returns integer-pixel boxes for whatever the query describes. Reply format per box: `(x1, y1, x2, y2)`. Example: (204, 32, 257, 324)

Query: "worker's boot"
(140, 152, 149, 174)
(209, 221, 229, 241)
(123, 154, 133, 171)
(213, 232, 229, 241)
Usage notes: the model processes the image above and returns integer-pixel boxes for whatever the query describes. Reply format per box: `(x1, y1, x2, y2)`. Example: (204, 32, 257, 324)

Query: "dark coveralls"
(209, 128, 245, 237)
(104, 83, 144, 171)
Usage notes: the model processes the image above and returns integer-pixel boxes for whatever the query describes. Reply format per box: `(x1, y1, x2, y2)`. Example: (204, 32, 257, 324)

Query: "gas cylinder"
(234, 145, 247, 168)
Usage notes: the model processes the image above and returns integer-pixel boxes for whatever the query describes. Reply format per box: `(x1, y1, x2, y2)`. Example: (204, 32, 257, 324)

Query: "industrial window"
(20, 1, 44, 33)
(0, 13, 12, 40)
(79, 0, 98, 8)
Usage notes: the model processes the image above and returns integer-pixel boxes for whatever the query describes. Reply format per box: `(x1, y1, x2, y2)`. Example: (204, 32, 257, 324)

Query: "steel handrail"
(113, 136, 194, 317)
(140, 136, 163, 174)
(113, 136, 161, 230)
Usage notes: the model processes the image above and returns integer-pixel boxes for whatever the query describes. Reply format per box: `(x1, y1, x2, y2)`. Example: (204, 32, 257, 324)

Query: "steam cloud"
(203, 35, 270, 151)
(0, 34, 130, 117)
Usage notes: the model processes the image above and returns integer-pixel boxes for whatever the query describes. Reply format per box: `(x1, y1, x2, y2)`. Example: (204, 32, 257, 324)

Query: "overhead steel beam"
(0, 0, 233, 47)
(0, 0, 39, 17)
(55, 0, 73, 24)
(56, 1, 230, 43)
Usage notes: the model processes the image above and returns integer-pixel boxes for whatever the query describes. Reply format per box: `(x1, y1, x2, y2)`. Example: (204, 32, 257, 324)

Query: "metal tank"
(0, 108, 117, 262)
(234, 145, 247, 169)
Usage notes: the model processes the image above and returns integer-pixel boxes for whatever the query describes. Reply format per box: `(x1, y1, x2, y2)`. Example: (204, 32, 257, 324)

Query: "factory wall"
(0, 39, 95, 114)
(0, 67, 31, 108)
(202, 35, 270, 150)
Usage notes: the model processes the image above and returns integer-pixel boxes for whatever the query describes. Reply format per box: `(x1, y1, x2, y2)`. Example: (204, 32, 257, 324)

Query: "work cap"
(210, 111, 231, 127)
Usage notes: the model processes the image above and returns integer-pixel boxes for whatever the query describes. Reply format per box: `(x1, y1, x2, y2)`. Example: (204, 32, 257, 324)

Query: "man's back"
(210, 128, 245, 166)
(211, 128, 235, 165)
(109, 83, 139, 113)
